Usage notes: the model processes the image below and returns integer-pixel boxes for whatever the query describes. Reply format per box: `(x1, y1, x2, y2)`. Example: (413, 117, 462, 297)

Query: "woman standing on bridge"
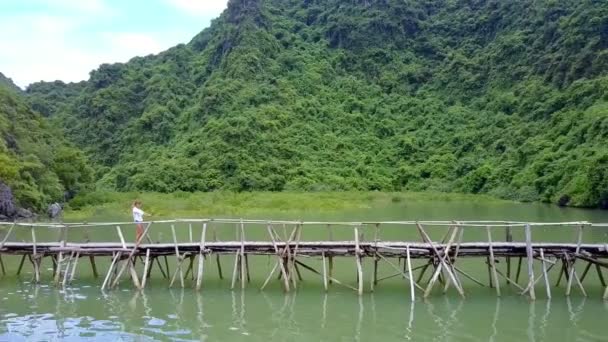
(132, 200, 147, 241)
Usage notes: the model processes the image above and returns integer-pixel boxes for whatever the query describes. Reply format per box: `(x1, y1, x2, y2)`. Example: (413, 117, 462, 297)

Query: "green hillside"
(26, 0, 608, 208)
(0, 85, 92, 213)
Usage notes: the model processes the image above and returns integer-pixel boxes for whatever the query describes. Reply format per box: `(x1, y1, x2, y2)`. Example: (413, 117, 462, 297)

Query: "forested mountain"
(0, 72, 21, 93)
(0, 84, 92, 215)
(26, 0, 608, 208)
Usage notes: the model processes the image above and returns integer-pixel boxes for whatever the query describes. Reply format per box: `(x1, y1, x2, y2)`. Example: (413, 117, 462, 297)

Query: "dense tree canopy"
(0, 85, 93, 211)
(25, 0, 608, 208)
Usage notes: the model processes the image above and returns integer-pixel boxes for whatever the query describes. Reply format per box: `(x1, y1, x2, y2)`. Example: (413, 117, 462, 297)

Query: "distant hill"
(0, 72, 21, 93)
(26, 0, 608, 208)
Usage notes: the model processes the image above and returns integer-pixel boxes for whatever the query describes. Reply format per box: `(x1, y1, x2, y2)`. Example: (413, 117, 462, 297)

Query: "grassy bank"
(65, 191, 514, 221)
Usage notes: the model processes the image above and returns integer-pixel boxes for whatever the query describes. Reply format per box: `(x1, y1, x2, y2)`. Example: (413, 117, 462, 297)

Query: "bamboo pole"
(524, 223, 536, 300)
(564, 252, 587, 297)
(371, 223, 380, 292)
(89, 256, 99, 278)
(418, 223, 464, 297)
(111, 222, 152, 288)
(506, 225, 512, 283)
(240, 220, 246, 289)
(406, 245, 414, 302)
(31, 227, 40, 283)
(422, 225, 460, 297)
(102, 252, 121, 291)
(596, 264, 606, 287)
(375, 252, 424, 292)
(444, 225, 464, 293)
(515, 256, 523, 283)
(539, 248, 551, 299)
(212, 225, 223, 279)
(141, 248, 151, 289)
(566, 224, 583, 296)
(116, 226, 127, 249)
(69, 252, 80, 283)
(171, 224, 184, 288)
(230, 250, 240, 290)
(487, 226, 500, 296)
(260, 261, 279, 290)
(16, 254, 26, 276)
(322, 251, 328, 292)
(62, 251, 74, 287)
(0, 224, 14, 249)
(354, 226, 364, 295)
(196, 223, 207, 290)
(266, 224, 291, 291)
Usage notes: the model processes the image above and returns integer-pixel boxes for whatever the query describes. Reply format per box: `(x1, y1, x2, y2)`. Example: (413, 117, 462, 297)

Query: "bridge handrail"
(0, 219, 605, 229)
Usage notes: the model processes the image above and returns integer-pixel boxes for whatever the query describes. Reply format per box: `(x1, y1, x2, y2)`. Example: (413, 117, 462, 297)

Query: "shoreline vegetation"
(65, 190, 519, 220)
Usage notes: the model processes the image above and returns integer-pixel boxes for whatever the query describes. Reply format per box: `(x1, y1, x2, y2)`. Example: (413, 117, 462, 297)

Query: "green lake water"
(1, 199, 608, 341)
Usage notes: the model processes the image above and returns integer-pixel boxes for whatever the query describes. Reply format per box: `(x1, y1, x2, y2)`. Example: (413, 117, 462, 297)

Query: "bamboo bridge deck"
(0, 219, 607, 300)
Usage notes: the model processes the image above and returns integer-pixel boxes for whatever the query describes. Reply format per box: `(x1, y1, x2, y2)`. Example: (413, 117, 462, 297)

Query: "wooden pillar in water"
(539, 248, 551, 299)
(486, 226, 500, 296)
(524, 223, 536, 300)
(196, 223, 207, 290)
(505, 225, 512, 284)
(354, 226, 363, 295)
(31, 226, 40, 283)
(406, 245, 415, 302)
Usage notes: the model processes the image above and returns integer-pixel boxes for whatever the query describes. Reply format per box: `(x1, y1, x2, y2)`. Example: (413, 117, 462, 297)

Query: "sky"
(0, 0, 229, 88)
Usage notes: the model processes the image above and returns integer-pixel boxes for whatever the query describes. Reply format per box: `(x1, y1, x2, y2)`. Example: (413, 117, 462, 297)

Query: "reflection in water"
(527, 300, 536, 342)
(539, 299, 551, 341)
(404, 300, 414, 341)
(354, 295, 363, 342)
(1, 284, 608, 341)
(491, 298, 500, 341)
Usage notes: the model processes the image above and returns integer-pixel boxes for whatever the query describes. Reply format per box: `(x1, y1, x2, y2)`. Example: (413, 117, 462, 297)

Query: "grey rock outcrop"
(48, 202, 62, 218)
(0, 182, 16, 218)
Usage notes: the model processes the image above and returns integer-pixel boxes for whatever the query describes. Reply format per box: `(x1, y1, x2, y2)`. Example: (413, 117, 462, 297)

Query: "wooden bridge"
(0, 219, 607, 300)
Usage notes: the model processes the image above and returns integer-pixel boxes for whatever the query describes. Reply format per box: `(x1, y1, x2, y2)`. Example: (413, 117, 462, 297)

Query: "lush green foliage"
(0, 86, 93, 210)
(66, 190, 510, 220)
(27, 0, 608, 208)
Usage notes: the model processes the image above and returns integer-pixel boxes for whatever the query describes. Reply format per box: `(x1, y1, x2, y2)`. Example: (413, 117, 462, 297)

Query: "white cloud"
(0, 0, 227, 87)
(33, 0, 112, 14)
(165, 0, 228, 16)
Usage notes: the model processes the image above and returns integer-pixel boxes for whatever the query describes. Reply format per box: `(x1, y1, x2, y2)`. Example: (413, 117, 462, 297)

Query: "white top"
(132, 207, 145, 222)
